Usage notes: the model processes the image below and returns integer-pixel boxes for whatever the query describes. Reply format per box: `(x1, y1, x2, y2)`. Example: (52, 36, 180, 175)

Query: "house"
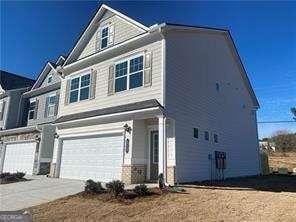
(259, 141, 276, 152)
(0, 70, 35, 130)
(49, 4, 260, 185)
(0, 56, 65, 175)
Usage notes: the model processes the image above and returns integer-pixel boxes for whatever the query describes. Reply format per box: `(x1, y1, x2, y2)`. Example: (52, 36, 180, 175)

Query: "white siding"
(59, 40, 163, 116)
(78, 14, 145, 60)
(40, 69, 60, 88)
(165, 31, 260, 182)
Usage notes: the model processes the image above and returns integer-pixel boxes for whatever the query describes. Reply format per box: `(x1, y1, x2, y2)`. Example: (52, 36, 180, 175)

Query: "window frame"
(47, 74, 53, 84)
(213, 133, 219, 143)
(68, 72, 91, 104)
(28, 99, 36, 120)
(204, 131, 210, 141)
(100, 25, 109, 50)
(46, 94, 57, 117)
(114, 53, 144, 93)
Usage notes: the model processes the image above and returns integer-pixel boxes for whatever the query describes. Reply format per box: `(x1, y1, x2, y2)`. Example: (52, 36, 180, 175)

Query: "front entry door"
(150, 131, 159, 181)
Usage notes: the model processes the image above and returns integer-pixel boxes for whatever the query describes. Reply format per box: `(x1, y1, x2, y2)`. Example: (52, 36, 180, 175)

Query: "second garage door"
(3, 142, 36, 174)
(59, 133, 124, 181)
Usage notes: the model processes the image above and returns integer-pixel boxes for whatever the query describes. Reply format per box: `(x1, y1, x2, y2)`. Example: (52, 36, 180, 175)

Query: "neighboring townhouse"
(0, 70, 35, 130)
(50, 4, 260, 185)
(0, 56, 65, 175)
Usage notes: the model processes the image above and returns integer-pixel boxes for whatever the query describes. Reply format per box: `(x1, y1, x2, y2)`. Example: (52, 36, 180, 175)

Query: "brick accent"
(122, 165, 146, 184)
(167, 166, 176, 185)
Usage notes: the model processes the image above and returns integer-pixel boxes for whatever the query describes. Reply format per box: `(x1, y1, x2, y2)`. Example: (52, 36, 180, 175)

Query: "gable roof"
(31, 55, 65, 90)
(64, 4, 149, 66)
(0, 70, 35, 91)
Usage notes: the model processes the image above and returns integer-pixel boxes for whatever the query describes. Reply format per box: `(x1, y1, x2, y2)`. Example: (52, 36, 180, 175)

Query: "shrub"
(0, 172, 10, 179)
(158, 173, 165, 189)
(106, 180, 125, 197)
(15, 172, 26, 179)
(133, 184, 149, 196)
(84, 179, 104, 194)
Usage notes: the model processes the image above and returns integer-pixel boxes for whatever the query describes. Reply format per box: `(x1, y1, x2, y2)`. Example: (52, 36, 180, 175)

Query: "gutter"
(0, 125, 41, 136)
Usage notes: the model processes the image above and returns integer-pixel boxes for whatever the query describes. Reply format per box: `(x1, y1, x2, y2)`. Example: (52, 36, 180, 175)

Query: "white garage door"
(60, 133, 123, 182)
(3, 142, 36, 174)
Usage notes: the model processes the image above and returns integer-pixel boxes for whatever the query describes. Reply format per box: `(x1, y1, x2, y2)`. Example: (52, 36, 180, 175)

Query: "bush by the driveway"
(0, 172, 26, 184)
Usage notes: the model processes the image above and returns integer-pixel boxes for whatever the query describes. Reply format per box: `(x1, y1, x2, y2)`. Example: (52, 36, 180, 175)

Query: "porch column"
(158, 115, 167, 182)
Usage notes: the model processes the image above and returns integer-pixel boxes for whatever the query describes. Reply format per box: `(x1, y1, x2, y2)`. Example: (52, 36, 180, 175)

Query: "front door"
(150, 131, 159, 181)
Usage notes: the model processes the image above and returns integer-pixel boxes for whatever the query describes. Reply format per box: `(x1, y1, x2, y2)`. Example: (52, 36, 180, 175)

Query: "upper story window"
(115, 55, 144, 93)
(69, 73, 91, 103)
(193, 128, 199, 139)
(46, 94, 57, 117)
(28, 101, 37, 120)
(0, 101, 5, 121)
(100, 26, 109, 49)
(204, 131, 209, 141)
(214, 134, 219, 143)
(47, 74, 53, 84)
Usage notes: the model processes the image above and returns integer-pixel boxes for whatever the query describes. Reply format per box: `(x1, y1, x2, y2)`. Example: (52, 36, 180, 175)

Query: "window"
(115, 55, 144, 93)
(47, 74, 53, 84)
(28, 101, 36, 120)
(100, 26, 109, 49)
(215, 83, 220, 91)
(46, 95, 57, 117)
(194, 128, 199, 139)
(204, 131, 209, 141)
(0, 102, 4, 121)
(152, 132, 159, 164)
(69, 74, 90, 103)
(214, 134, 219, 143)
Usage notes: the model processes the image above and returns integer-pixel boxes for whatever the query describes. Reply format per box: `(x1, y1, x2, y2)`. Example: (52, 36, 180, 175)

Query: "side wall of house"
(165, 31, 260, 183)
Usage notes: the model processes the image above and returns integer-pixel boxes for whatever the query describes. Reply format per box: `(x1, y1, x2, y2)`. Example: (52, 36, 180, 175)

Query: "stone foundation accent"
(167, 166, 176, 185)
(1, 132, 39, 143)
(122, 165, 146, 184)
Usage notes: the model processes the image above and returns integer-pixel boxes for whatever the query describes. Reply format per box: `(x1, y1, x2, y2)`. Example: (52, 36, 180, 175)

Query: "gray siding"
(165, 31, 260, 183)
(40, 69, 60, 88)
(0, 88, 28, 130)
(27, 89, 60, 126)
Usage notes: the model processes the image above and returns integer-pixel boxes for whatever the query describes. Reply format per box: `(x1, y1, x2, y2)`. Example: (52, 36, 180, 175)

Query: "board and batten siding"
(59, 40, 163, 117)
(165, 31, 260, 183)
(78, 13, 145, 60)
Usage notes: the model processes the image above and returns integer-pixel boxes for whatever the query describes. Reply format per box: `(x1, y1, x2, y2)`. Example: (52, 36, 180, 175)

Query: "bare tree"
(291, 107, 296, 121)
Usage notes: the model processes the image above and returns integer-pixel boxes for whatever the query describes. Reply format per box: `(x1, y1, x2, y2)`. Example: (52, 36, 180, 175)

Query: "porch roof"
(55, 99, 163, 124)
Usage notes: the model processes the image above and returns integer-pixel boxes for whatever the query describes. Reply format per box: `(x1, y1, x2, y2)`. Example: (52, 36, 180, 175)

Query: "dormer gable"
(31, 56, 65, 90)
(64, 4, 149, 65)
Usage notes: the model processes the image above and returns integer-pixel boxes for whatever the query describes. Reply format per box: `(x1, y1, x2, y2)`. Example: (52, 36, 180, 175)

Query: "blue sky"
(1, 1, 295, 138)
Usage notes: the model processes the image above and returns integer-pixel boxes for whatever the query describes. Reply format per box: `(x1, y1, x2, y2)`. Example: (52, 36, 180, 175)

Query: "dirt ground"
(268, 152, 296, 171)
(28, 175, 296, 222)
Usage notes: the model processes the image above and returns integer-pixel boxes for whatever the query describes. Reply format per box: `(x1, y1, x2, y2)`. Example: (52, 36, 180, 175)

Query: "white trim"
(64, 32, 151, 70)
(31, 62, 57, 90)
(100, 25, 110, 50)
(46, 94, 57, 117)
(4, 139, 37, 145)
(161, 38, 166, 106)
(59, 129, 123, 139)
(103, 5, 149, 31)
(55, 106, 162, 126)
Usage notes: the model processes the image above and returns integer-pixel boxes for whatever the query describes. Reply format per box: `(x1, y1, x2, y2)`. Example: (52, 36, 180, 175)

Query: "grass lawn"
(28, 175, 296, 222)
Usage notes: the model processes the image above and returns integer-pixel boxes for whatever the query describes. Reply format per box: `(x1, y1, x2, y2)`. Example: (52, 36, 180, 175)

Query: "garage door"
(3, 142, 36, 174)
(59, 134, 123, 182)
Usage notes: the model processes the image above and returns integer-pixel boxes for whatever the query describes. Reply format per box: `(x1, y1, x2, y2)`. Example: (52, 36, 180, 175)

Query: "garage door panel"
(60, 134, 123, 182)
(3, 142, 36, 174)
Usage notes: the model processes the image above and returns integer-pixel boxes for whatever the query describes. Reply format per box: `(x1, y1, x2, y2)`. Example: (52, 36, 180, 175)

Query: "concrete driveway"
(0, 176, 84, 211)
